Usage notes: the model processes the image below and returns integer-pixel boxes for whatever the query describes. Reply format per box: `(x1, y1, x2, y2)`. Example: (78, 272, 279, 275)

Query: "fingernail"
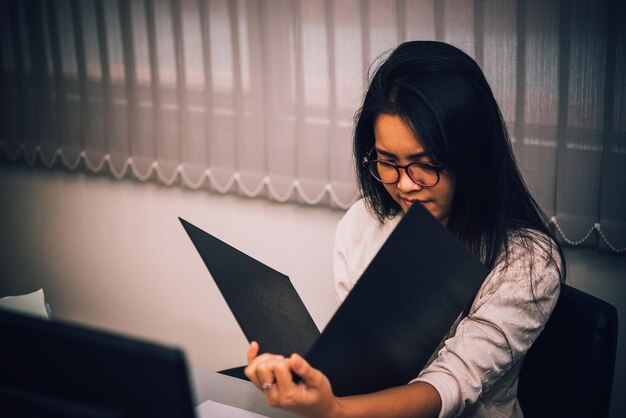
(291, 354, 302, 369)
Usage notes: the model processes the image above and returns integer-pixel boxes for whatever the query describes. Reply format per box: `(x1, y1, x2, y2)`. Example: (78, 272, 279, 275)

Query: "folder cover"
(180, 201, 488, 397)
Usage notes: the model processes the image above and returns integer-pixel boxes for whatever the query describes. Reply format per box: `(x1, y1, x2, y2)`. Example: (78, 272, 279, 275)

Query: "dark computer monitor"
(0, 309, 196, 418)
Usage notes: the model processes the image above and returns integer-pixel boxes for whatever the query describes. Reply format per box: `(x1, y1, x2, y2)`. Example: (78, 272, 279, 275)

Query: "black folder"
(179, 201, 488, 397)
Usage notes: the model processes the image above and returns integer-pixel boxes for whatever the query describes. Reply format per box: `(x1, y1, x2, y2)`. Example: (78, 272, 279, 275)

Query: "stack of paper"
(0, 288, 51, 320)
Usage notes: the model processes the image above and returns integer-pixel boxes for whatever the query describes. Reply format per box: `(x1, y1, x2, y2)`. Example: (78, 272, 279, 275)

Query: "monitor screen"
(0, 309, 196, 418)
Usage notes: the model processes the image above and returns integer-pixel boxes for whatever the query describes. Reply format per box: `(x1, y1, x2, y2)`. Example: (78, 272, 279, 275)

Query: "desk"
(191, 368, 298, 418)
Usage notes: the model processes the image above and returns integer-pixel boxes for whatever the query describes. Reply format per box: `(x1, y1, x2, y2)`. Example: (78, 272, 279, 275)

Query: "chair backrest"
(518, 284, 618, 418)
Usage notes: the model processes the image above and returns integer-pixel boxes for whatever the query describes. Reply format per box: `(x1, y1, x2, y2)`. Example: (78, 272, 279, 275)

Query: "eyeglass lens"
(369, 161, 439, 186)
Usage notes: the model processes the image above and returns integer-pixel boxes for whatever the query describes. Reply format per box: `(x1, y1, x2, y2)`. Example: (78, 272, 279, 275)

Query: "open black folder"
(179, 202, 488, 397)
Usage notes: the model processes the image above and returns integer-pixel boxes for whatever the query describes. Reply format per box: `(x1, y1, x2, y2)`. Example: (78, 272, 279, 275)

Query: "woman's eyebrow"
(375, 149, 396, 158)
(375, 148, 428, 160)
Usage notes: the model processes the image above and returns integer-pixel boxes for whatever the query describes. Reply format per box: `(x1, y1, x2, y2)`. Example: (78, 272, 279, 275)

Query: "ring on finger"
(261, 382, 274, 391)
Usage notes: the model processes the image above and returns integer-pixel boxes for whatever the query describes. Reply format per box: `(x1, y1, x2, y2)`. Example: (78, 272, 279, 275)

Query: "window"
(1, 0, 624, 252)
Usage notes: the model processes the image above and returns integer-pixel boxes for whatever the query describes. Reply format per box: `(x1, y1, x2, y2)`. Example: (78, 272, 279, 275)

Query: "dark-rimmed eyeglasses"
(363, 156, 443, 187)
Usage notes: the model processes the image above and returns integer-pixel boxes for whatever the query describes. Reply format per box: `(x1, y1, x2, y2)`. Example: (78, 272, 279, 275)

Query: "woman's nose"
(396, 169, 423, 192)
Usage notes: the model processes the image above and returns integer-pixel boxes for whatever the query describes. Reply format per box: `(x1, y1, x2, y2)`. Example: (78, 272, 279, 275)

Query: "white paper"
(195, 399, 269, 418)
(0, 288, 51, 320)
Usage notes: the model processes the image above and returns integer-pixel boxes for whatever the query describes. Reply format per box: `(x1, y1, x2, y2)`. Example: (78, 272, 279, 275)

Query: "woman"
(245, 41, 565, 418)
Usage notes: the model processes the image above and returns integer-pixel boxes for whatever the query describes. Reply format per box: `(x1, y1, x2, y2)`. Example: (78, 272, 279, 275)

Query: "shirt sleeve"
(413, 237, 561, 418)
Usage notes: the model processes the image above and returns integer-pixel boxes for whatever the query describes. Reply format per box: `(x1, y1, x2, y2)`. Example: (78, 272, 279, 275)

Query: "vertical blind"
(0, 0, 624, 253)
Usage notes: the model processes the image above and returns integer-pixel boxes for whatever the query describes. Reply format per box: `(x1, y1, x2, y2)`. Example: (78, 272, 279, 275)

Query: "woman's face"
(373, 114, 456, 226)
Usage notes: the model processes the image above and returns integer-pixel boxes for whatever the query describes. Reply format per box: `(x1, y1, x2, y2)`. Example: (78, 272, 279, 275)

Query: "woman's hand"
(244, 341, 343, 418)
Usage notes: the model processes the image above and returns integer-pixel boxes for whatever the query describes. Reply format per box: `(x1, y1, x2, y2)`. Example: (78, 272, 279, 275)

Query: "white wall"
(0, 163, 343, 371)
(1, 163, 624, 417)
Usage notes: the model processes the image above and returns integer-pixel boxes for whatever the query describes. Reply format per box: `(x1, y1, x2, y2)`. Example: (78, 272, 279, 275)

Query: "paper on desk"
(195, 399, 269, 418)
(0, 288, 51, 320)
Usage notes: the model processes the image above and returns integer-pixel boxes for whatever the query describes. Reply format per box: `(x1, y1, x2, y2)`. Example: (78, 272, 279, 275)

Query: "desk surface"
(191, 368, 298, 418)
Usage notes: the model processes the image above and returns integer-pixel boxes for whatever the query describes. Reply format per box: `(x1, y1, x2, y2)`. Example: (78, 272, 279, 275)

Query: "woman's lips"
(403, 199, 431, 208)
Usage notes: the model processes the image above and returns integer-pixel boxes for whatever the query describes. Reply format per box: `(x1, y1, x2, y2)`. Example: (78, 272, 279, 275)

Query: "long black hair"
(354, 41, 565, 280)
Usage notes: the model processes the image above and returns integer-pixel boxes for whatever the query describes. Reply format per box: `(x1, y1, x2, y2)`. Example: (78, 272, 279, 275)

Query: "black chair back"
(518, 284, 618, 418)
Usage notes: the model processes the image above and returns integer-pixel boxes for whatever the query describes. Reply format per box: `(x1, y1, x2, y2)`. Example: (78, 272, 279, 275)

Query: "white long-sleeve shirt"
(333, 199, 561, 418)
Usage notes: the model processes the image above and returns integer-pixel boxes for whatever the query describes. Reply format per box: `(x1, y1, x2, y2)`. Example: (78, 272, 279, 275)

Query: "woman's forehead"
(374, 114, 426, 157)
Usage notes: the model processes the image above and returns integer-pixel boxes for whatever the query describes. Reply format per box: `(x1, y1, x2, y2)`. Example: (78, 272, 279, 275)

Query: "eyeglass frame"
(362, 152, 444, 187)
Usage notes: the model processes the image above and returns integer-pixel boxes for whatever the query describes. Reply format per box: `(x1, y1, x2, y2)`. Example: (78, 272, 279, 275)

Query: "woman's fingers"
(246, 356, 276, 388)
(256, 357, 288, 407)
(244, 343, 285, 392)
(273, 358, 297, 392)
(257, 362, 276, 390)
(266, 360, 300, 408)
(245, 342, 261, 386)
(245, 351, 338, 416)
(246, 341, 259, 364)
(289, 353, 325, 388)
